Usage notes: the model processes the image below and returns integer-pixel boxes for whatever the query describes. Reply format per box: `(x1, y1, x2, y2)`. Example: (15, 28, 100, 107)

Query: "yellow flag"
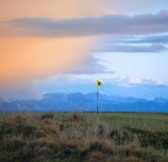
(96, 80, 103, 87)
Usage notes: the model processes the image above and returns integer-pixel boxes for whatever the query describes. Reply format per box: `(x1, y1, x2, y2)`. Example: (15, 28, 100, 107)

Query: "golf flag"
(96, 80, 103, 87)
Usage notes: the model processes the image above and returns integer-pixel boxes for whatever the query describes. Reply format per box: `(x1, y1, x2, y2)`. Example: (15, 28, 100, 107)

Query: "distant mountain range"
(0, 92, 168, 112)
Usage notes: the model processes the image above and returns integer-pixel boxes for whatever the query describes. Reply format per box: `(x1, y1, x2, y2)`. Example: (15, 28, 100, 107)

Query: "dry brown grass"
(0, 112, 168, 162)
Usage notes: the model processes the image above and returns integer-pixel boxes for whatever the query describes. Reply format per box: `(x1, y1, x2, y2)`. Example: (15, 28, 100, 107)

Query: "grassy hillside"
(0, 112, 168, 162)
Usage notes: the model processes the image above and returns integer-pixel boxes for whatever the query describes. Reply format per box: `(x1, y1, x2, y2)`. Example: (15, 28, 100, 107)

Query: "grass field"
(0, 112, 168, 162)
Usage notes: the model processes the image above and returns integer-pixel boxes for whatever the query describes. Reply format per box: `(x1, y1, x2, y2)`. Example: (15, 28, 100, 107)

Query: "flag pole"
(97, 86, 99, 114)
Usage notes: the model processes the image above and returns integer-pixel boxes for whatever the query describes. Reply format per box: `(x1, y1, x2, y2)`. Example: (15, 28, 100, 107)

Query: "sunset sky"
(0, 0, 168, 100)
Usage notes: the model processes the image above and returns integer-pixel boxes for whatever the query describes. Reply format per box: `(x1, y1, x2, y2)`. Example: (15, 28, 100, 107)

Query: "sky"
(0, 0, 168, 100)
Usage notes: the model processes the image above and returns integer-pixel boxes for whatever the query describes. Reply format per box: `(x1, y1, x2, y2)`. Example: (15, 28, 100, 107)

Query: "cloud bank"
(2, 11, 168, 37)
(124, 35, 168, 44)
(0, 37, 94, 100)
(94, 43, 166, 53)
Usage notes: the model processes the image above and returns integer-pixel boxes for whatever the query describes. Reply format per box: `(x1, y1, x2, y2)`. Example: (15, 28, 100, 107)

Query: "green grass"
(99, 112, 168, 130)
(0, 112, 168, 162)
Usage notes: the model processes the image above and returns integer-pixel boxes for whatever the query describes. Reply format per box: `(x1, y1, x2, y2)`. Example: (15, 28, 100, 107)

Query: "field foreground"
(0, 112, 168, 162)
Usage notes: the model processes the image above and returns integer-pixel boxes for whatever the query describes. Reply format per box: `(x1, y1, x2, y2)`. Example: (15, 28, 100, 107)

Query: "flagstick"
(97, 86, 99, 114)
